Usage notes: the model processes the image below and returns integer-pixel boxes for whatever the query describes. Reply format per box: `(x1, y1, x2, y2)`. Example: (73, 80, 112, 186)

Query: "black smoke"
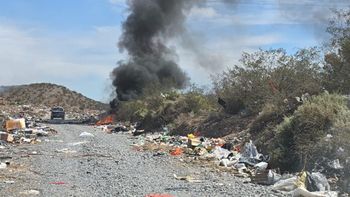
(111, 0, 196, 101)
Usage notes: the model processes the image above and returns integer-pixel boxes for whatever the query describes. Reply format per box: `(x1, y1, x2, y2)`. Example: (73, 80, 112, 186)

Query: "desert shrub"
(116, 100, 148, 122)
(180, 86, 217, 114)
(213, 48, 323, 115)
(115, 85, 217, 132)
(250, 103, 285, 135)
(323, 9, 350, 94)
(268, 93, 350, 172)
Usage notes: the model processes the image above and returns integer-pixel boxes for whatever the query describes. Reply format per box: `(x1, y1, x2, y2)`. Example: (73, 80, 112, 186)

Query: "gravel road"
(0, 124, 282, 197)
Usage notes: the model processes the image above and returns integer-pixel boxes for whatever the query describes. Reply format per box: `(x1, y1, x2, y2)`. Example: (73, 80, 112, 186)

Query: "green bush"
(115, 86, 217, 131)
(116, 100, 148, 122)
(268, 93, 350, 172)
(213, 48, 323, 115)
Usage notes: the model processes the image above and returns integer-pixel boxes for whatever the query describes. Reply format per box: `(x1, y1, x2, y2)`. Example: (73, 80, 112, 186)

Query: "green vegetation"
(266, 93, 350, 172)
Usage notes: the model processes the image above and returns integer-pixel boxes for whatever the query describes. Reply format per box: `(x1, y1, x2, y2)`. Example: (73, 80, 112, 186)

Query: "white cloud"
(0, 23, 122, 100)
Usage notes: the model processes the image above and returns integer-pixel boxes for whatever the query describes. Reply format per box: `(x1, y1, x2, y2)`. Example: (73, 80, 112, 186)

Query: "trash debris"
(79, 132, 94, 137)
(292, 188, 338, 197)
(327, 159, 343, 170)
(220, 158, 236, 167)
(0, 163, 7, 169)
(251, 170, 281, 185)
(19, 190, 40, 195)
(56, 148, 77, 154)
(254, 162, 268, 171)
(170, 147, 183, 156)
(188, 138, 201, 148)
(307, 172, 330, 192)
(174, 174, 202, 183)
(212, 146, 231, 159)
(0, 117, 56, 144)
(187, 133, 196, 139)
(126, 125, 341, 195)
(273, 175, 299, 191)
(68, 141, 89, 146)
(5, 118, 26, 131)
(145, 194, 174, 197)
(273, 171, 338, 196)
(133, 130, 145, 136)
(241, 140, 260, 160)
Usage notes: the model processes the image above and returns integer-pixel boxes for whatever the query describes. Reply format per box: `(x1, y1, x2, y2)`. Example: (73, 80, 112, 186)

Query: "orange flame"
(96, 115, 114, 126)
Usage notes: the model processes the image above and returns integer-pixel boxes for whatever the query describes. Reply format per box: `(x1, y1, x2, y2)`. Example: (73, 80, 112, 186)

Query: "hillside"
(0, 83, 108, 112)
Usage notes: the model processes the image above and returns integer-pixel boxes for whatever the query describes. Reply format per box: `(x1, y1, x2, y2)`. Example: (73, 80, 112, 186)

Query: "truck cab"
(50, 107, 65, 120)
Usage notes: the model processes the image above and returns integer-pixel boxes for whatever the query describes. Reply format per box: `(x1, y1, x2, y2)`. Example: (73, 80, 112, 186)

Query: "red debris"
(145, 194, 174, 197)
(170, 147, 183, 156)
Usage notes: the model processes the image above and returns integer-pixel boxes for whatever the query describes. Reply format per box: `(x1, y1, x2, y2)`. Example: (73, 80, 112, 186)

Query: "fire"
(96, 115, 114, 126)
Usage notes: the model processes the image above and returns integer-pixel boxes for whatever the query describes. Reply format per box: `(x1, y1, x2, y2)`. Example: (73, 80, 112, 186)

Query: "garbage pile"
(96, 122, 137, 134)
(0, 103, 102, 122)
(128, 131, 340, 196)
(0, 117, 56, 144)
(94, 120, 344, 196)
(272, 171, 339, 197)
(132, 133, 270, 176)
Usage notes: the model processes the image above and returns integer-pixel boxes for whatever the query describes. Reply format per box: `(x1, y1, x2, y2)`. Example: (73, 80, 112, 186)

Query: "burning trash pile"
(127, 131, 340, 196)
(0, 117, 56, 144)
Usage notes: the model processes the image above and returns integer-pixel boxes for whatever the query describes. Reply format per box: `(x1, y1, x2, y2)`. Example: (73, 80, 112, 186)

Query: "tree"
(324, 9, 350, 94)
(213, 48, 323, 115)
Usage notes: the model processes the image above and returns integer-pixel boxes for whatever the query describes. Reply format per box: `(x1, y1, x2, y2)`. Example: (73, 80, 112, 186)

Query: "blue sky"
(0, 0, 349, 102)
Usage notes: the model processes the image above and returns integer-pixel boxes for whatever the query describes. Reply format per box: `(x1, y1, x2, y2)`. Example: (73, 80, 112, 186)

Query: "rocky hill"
(0, 83, 108, 112)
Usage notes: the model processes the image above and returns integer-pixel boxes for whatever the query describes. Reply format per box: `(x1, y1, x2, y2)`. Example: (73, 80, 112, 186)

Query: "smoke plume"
(111, 0, 196, 101)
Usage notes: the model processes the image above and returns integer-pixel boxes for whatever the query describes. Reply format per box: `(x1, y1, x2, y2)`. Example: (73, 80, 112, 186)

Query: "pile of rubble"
(0, 117, 56, 144)
(0, 103, 102, 122)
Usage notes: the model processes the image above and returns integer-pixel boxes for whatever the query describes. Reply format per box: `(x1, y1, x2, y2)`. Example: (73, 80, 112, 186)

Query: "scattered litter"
(327, 159, 343, 170)
(307, 172, 330, 191)
(292, 187, 338, 197)
(170, 147, 183, 156)
(68, 141, 89, 146)
(174, 174, 202, 183)
(44, 139, 64, 143)
(56, 148, 77, 154)
(273, 175, 299, 191)
(212, 146, 231, 159)
(254, 162, 268, 171)
(220, 159, 236, 167)
(273, 171, 338, 196)
(5, 118, 26, 132)
(19, 190, 40, 195)
(145, 194, 174, 197)
(0, 163, 7, 169)
(79, 132, 94, 137)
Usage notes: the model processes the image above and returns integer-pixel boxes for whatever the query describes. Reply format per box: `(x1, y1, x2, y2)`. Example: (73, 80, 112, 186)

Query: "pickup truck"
(50, 107, 65, 120)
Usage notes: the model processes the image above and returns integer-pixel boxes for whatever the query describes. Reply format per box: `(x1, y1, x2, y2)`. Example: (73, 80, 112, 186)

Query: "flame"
(96, 115, 114, 126)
